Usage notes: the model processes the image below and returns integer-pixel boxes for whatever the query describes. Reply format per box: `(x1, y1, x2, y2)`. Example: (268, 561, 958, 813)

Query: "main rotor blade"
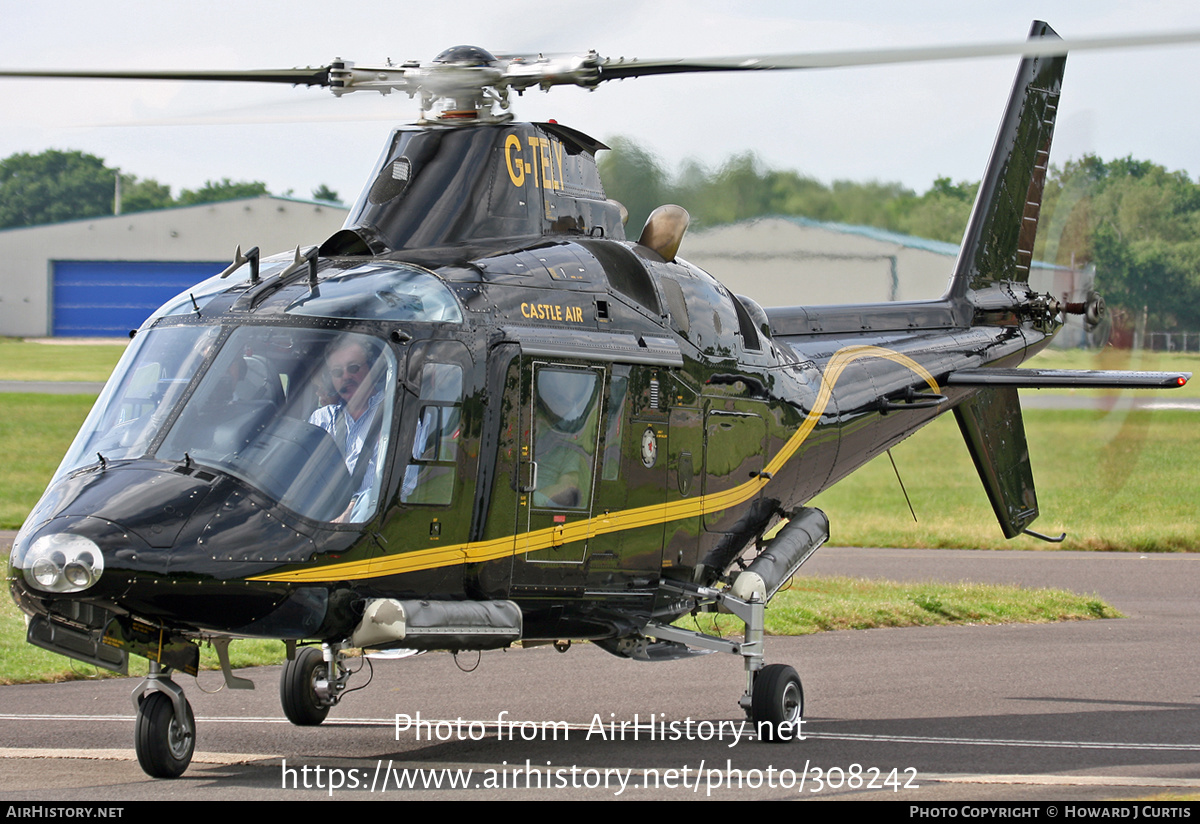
(595, 29, 1200, 80)
(0, 67, 332, 86)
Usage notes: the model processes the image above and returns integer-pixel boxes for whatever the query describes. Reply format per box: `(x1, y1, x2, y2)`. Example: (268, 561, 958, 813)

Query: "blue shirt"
(309, 391, 384, 518)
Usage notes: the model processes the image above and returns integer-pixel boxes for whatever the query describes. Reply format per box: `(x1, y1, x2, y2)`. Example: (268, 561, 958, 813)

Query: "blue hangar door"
(52, 261, 224, 337)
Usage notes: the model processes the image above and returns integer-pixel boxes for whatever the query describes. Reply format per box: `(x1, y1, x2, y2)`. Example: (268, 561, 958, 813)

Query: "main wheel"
(751, 664, 803, 743)
(135, 691, 195, 778)
(280, 646, 330, 726)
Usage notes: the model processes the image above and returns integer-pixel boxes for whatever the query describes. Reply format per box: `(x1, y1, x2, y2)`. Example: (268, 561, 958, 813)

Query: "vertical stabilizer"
(947, 21, 1065, 303)
(954, 385, 1039, 538)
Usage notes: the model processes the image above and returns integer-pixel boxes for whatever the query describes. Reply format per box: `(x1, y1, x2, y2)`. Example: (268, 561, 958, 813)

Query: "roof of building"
(0, 194, 348, 236)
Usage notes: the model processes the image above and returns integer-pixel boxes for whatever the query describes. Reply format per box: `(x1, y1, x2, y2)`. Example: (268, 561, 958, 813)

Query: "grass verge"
(678, 575, 1120, 637)
(0, 393, 97, 529)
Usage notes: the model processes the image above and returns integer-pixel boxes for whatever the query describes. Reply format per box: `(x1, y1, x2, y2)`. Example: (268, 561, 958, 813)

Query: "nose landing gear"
(132, 662, 196, 778)
(280, 643, 351, 726)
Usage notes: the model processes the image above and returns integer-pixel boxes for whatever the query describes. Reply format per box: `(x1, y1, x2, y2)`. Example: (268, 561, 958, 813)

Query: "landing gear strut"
(132, 662, 195, 778)
(646, 579, 806, 742)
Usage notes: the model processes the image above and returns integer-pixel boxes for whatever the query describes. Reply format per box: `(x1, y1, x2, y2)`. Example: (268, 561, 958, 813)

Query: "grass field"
(682, 574, 1119, 638)
(810, 407, 1200, 551)
(810, 347, 1200, 552)
(1025, 347, 1200, 398)
(0, 393, 97, 529)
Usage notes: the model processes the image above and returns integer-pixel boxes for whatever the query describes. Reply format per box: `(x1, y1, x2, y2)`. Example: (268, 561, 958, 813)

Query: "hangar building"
(682, 217, 1093, 347)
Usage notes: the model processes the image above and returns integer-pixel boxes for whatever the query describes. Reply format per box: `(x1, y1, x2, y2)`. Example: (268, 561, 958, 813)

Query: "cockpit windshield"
(56, 325, 397, 524)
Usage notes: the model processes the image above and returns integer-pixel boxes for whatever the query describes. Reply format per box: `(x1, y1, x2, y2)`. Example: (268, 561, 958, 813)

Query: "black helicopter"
(5, 23, 1194, 779)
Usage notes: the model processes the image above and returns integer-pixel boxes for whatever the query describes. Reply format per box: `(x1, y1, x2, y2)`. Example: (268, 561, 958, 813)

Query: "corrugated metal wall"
(52, 261, 223, 336)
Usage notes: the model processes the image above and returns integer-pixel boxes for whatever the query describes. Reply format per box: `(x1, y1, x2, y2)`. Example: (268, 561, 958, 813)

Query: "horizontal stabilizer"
(948, 368, 1190, 389)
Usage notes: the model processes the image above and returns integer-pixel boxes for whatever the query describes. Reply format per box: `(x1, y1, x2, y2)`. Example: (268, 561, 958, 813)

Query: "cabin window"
(58, 325, 399, 523)
(54, 324, 221, 479)
(155, 327, 396, 524)
(531, 366, 603, 509)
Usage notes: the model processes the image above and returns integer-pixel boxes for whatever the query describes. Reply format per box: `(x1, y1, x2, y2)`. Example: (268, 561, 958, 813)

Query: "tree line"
(4, 145, 1197, 331)
(599, 140, 1200, 331)
(0, 149, 340, 230)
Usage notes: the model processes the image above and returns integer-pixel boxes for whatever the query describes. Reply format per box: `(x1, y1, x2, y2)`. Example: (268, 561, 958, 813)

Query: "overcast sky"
(3, 0, 1200, 205)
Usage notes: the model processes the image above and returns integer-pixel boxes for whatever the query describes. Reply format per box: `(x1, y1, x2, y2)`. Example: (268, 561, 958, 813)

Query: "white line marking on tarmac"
(812, 731, 1200, 751)
(0, 747, 268, 766)
(4, 713, 1200, 753)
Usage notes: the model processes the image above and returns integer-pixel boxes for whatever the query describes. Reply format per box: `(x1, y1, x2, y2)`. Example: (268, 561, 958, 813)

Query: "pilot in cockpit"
(309, 335, 386, 519)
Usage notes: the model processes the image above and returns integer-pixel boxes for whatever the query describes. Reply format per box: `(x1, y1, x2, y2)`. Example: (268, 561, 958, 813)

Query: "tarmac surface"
(0, 380, 106, 394)
(2, 546, 1197, 801)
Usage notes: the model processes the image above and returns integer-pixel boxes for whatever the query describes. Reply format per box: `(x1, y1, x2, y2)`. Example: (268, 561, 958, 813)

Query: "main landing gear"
(751, 663, 804, 742)
(610, 507, 826, 741)
(642, 578, 806, 742)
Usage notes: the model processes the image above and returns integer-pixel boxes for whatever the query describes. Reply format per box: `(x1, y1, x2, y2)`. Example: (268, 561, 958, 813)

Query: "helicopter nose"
(11, 464, 215, 597)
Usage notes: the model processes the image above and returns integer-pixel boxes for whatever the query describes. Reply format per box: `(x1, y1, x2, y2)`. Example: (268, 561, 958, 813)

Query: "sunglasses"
(329, 362, 366, 378)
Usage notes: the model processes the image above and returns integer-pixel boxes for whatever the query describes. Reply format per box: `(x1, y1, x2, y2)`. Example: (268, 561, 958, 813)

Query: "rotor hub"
(432, 45, 499, 66)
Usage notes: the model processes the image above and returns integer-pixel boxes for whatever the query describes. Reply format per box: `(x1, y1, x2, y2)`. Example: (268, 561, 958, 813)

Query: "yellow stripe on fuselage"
(250, 345, 938, 584)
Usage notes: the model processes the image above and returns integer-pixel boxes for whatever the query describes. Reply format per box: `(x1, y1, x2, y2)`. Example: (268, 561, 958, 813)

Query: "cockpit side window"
(401, 362, 464, 506)
(601, 365, 630, 482)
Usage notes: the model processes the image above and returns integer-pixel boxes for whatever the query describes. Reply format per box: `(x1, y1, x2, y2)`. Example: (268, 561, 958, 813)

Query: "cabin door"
(517, 360, 606, 565)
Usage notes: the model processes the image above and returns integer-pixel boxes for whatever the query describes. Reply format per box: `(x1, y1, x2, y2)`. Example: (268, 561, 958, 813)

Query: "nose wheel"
(133, 671, 195, 778)
(280, 646, 332, 725)
(280, 644, 351, 726)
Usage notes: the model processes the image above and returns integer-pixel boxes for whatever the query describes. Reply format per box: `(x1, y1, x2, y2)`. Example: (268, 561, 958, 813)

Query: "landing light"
(21, 533, 104, 593)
